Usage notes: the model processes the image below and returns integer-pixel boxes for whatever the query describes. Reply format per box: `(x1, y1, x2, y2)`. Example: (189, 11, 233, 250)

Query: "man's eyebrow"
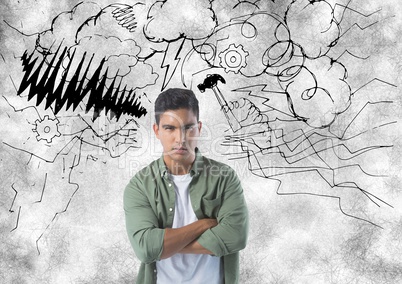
(161, 123, 196, 128)
(161, 124, 175, 128)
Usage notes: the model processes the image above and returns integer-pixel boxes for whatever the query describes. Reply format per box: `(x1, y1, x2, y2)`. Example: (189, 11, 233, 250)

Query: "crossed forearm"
(160, 219, 217, 259)
(179, 240, 213, 255)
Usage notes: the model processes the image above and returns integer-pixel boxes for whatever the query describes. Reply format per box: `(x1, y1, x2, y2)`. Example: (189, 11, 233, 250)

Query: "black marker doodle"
(187, 0, 398, 228)
(1, 0, 400, 283)
(18, 45, 147, 121)
(3, 0, 397, 233)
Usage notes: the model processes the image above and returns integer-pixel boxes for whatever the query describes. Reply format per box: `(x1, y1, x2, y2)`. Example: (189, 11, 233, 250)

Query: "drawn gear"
(218, 44, 249, 74)
(33, 115, 61, 143)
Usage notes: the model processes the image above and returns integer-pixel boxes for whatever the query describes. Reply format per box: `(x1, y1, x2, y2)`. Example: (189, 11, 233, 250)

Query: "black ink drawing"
(1, 0, 401, 283)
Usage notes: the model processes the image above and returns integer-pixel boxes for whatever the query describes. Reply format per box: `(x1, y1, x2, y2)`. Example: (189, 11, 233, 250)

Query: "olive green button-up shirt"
(124, 149, 249, 284)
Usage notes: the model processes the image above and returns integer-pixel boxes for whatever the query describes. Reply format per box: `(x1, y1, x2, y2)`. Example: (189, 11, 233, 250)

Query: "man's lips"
(172, 147, 188, 153)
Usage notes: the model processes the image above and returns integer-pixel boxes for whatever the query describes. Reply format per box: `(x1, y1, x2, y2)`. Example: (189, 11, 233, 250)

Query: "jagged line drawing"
(196, 74, 396, 228)
(3, 106, 142, 255)
(223, 116, 393, 228)
(334, 49, 370, 61)
(35, 154, 80, 255)
(18, 44, 147, 121)
(350, 78, 398, 95)
(0, 1, 399, 284)
(188, 1, 397, 229)
(4, 127, 84, 254)
(160, 38, 187, 90)
(3, 105, 142, 252)
(9, 183, 18, 213)
(1, 0, 398, 255)
(334, 1, 382, 25)
(335, 100, 396, 139)
(2, 94, 142, 158)
(34, 173, 47, 204)
(10, 206, 21, 233)
(143, 0, 218, 89)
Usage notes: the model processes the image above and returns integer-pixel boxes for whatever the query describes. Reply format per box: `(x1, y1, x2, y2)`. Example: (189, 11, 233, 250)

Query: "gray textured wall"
(1, 0, 401, 283)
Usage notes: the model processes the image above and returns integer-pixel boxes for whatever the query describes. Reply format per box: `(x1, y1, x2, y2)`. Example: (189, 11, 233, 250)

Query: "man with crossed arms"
(124, 88, 249, 283)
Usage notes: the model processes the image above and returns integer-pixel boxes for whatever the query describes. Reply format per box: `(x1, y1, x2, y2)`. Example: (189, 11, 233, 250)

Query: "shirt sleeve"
(123, 175, 165, 264)
(197, 168, 249, 257)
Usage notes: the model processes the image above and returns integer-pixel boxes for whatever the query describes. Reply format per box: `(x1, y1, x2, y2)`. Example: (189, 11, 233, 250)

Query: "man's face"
(153, 108, 202, 167)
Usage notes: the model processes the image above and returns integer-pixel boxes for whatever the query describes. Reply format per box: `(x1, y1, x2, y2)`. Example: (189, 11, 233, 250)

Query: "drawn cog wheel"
(33, 115, 61, 143)
(218, 43, 249, 74)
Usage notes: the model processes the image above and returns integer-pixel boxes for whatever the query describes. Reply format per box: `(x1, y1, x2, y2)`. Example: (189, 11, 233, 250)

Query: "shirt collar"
(158, 147, 204, 178)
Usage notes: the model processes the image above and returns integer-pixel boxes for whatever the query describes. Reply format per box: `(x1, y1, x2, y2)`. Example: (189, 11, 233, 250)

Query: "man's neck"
(164, 157, 195, 175)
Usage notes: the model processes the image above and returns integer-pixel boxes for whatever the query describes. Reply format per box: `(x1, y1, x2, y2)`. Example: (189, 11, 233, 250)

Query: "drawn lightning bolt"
(233, 84, 292, 117)
(160, 37, 186, 91)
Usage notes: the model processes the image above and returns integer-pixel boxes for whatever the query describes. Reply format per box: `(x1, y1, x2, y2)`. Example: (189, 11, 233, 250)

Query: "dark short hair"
(154, 88, 199, 125)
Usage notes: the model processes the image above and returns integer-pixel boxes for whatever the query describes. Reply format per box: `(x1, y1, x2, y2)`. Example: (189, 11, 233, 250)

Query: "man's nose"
(175, 128, 186, 143)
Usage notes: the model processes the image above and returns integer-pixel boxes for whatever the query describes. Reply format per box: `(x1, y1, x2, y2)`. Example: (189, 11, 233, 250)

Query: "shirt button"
(169, 208, 173, 212)
(168, 183, 172, 187)
(154, 269, 157, 273)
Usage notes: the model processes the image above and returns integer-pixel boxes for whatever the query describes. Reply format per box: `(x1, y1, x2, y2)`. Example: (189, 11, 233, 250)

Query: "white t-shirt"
(156, 173, 223, 284)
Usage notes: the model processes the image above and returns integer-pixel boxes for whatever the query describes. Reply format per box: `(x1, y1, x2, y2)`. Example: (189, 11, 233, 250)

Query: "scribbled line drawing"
(34, 155, 80, 255)
(3, 114, 140, 253)
(3, 96, 142, 254)
(34, 173, 47, 204)
(190, 0, 397, 228)
(4, 1, 157, 253)
(9, 184, 18, 213)
(4, 136, 80, 254)
(9, 183, 21, 233)
(111, 3, 144, 33)
(3, 0, 398, 255)
(10, 207, 21, 233)
(5, 0, 219, 250)
(200, 75, 395, 229)
(18, 44, 146, 122)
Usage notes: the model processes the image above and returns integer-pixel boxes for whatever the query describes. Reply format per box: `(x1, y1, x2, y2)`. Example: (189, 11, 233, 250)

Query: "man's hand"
(160, 218, 218, 259)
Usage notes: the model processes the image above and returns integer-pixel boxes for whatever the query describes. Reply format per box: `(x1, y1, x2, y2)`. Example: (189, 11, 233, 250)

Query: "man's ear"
(153, 123, 160, 139)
